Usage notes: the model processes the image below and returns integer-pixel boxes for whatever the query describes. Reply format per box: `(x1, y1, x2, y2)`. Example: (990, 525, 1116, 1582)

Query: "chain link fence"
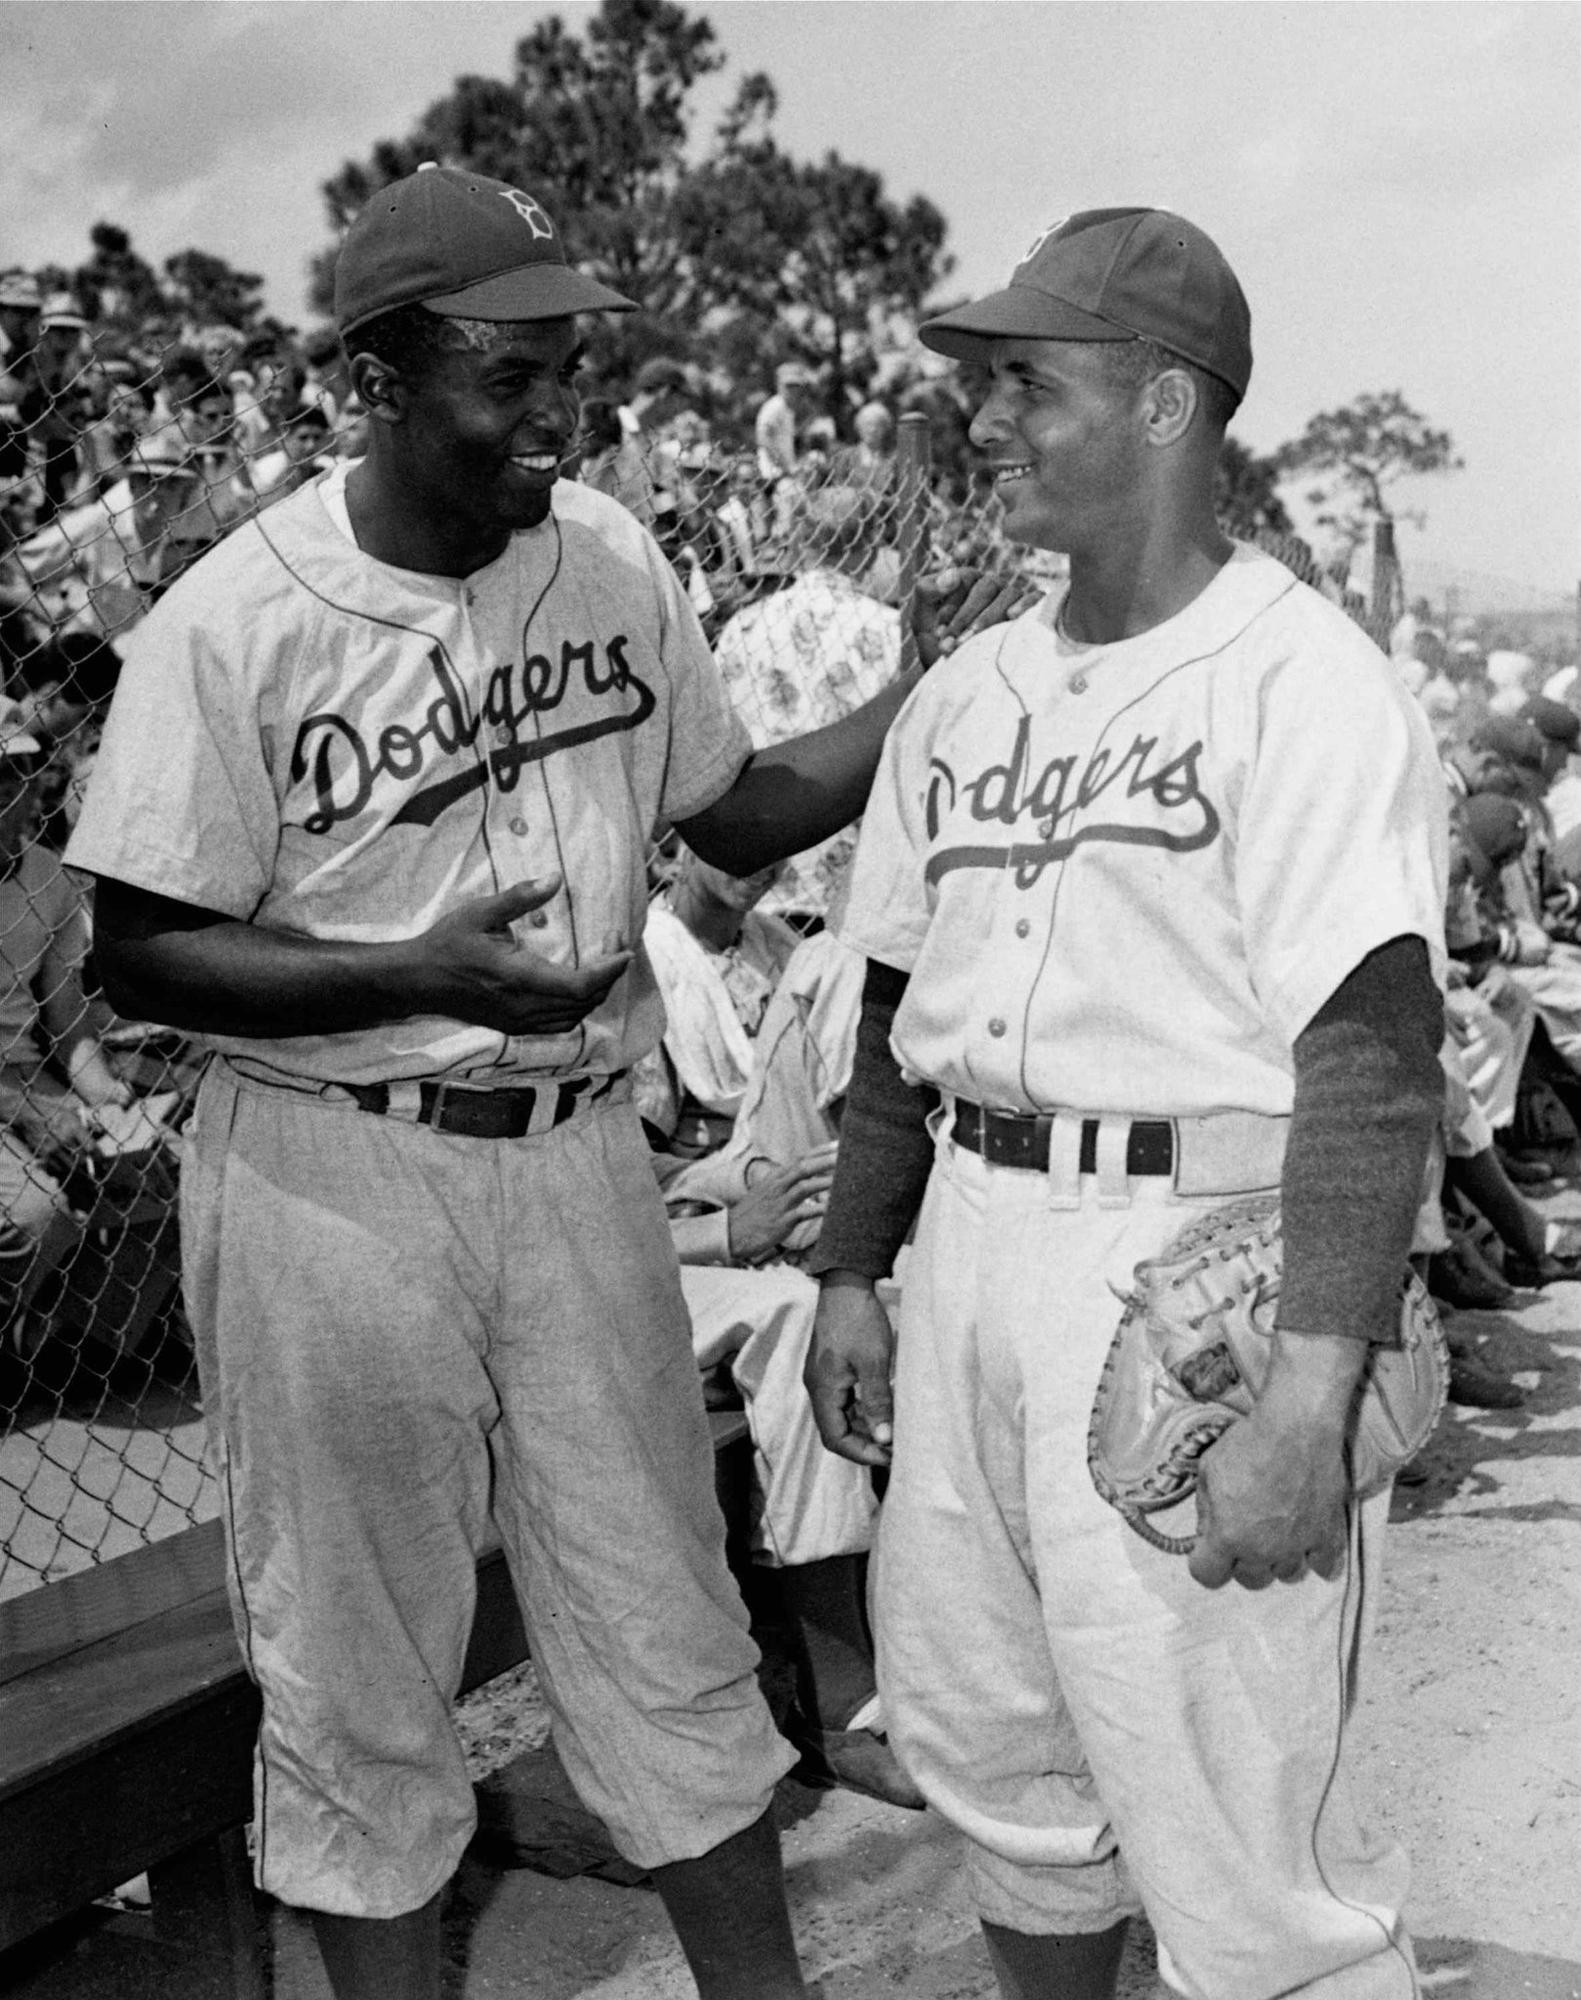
(0, 305, 1062, 1600)
(5, 302, 1555, 1600)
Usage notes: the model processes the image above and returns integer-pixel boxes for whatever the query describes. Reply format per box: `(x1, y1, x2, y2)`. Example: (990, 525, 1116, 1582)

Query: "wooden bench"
(0, 1410, 753, 1994)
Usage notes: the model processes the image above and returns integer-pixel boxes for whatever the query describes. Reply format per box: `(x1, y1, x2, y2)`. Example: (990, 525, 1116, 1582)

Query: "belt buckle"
(982, 1109, 1048, 1172)
(425, 1082, 536, 1139)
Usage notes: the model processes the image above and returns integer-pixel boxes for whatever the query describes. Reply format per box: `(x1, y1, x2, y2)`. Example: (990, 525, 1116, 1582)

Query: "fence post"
(896, 412, 932, 678)
(1370, 516, 1400, 640)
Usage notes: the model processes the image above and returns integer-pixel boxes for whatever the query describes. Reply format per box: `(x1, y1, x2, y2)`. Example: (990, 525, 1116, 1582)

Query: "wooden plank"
(0, 1679, 259, 1946)
(0, 1520, 226, 1689)
(0, 1589, 243, 1799)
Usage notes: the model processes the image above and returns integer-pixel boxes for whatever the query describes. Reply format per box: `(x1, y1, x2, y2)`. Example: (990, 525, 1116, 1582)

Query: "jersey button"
(987, 1017, 1006, 1038)
(1038, 816, 1056, 839)
(509, 816, 528, 836)
(1015, 918, 1031, 939)
(529, 911, 550, 929)
(494, 724, 513, 746)
(1069, 675, 1088, 694)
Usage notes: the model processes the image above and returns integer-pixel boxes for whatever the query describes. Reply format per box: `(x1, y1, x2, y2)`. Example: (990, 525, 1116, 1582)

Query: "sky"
(2, 0, 1577, 599)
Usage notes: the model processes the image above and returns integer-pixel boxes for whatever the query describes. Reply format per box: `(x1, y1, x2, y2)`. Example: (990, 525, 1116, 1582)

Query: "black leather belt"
(951, 1101, 1174, 1177)
(340, 1071, 620, 1139)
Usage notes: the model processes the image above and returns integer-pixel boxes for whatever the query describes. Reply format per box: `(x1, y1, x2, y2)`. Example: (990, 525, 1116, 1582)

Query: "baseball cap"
(1461, 793, 1528, 867)
(919, 207, 1253, 399)
(40, 293, 89, 333)
(1520, 696, 1581, 750)
(0, 271, 41, 312)
(127, 429, 194, 477)
(1470, 715, 1546, 774)
(775, 361, 814, 389)
(335, 163, 637, 335)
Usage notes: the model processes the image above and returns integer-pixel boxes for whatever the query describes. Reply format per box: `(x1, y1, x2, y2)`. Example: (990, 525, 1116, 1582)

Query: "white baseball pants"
(876, 1123, 1417, 2000)
(181, 1061, 795, 1918)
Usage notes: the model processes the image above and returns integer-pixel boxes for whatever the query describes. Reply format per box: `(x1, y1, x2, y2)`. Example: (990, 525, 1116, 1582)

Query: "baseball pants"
(876, 1118, 1417, 2000)
(181, 1061, 795, 1918)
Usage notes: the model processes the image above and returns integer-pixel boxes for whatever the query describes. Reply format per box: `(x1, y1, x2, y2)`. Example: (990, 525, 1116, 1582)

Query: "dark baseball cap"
(1470, 715, 1547, 774)
(919, 207, 1252, 399)
(1461, 793, 1528, 867)
(1520, 696, 1581, 751)
(335, 164, 637, 335)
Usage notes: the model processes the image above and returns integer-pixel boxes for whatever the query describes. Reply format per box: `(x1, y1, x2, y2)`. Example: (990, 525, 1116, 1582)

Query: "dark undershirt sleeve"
(1277, 933, 1445, 1344)
(806, 958, 936, 1281)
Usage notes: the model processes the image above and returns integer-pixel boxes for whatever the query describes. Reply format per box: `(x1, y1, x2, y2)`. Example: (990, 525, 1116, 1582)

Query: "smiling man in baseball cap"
(805, 207, 1447, 1998)
(68, 159, 1006, 2000)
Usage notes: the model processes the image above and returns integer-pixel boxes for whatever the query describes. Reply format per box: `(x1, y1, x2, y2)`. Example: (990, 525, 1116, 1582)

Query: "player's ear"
(1141, 366, 1198, 448)
(347, 350, 411, 427)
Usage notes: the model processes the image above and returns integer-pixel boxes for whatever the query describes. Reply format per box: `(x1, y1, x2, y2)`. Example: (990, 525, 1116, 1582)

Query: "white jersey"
(837, 543, 1448, 1118)
(66, 462, 751, 1087)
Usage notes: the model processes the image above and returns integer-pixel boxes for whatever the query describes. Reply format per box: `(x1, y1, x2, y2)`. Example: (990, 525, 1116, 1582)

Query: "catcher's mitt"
(1088, 1194, 1449, 1554)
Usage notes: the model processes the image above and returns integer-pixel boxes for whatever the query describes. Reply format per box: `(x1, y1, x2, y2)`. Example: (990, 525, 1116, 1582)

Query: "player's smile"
(971, 338, 1145, 554)
(397, 318, 584, 551)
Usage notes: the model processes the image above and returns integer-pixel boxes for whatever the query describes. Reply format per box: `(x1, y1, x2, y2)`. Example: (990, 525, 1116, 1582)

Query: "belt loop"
(1095, 1117, 1131, 1209)
(1045, 1112, 1082, 1210)
(386, 1079, 425, 1121)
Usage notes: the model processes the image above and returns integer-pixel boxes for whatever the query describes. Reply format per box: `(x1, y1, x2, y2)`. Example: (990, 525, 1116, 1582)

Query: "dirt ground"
(9, 1198, 1581, 1999)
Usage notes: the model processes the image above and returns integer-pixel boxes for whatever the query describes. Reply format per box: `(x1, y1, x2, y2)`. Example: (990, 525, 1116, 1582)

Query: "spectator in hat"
(1442, 714, 1548, 805)
(16, 294, 94, 521)
(15, 429, 204, 637)
(0, 270, 42, 374)
(755, 361, 814, 485)
(1521, 694, 1581, 845)
(0, 272, 43, 480)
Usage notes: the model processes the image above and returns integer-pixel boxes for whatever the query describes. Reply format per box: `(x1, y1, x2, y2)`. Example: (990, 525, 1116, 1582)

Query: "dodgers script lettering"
(924, 718, 1220, 888)
(290, 636, 656, 833)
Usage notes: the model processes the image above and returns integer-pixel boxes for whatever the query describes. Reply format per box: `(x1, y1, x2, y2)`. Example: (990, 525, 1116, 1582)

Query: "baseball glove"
(1088, 1194, 1449, 1554)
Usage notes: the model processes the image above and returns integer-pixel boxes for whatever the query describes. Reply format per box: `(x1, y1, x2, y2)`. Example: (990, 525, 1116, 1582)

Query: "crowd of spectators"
(3, 242, 1579, 1468)
(1375, 596, 1581, 1410)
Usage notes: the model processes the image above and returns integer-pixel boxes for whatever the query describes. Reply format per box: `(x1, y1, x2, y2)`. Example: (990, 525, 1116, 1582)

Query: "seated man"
(0, 705, 132, 1354)
(637, 847, 921, 1808)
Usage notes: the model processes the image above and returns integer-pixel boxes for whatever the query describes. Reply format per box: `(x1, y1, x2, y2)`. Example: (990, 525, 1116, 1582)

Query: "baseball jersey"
(66, 462, 752, 1087)
(837, 543, 1448, 1118)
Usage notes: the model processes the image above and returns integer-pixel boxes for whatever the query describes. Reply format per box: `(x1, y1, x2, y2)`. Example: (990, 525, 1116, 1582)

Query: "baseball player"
(805, 210, 1448, 1999)
(64, 166, 1006, 2000)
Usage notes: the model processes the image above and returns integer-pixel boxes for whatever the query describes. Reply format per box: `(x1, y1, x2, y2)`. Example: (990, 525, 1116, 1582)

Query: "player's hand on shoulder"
(416, 877, 632, 1036)
(912, 566, 1042, 669)
(806, 1272, 896, 1467)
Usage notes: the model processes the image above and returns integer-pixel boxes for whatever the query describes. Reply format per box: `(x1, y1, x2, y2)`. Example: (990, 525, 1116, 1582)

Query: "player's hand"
(1188, 1331, 1363, 1591)
(911, 566, 1042, 669)
(726, 1144, 837, 1262)
(416, 877, 632, 1036)
(806, 1272, 896, 1467)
